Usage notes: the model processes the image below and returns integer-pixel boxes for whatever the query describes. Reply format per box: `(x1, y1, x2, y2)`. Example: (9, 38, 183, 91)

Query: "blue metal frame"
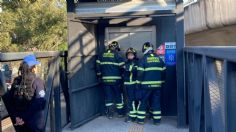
(184, 46, 236, 132)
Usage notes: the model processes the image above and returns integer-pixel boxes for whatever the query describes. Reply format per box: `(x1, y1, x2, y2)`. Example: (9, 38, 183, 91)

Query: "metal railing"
(0, 51, 69, 132)
(184, 46, 236, 132)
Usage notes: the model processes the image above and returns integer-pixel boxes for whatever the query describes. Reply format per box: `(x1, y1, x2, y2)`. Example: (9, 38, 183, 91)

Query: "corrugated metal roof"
(75, 0, 176, 18)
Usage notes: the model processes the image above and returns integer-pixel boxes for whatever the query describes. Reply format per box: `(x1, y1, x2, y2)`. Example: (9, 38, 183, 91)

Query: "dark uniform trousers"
(104, 85, 124, 114)
(137, 88, 161, 123)
(125, 84, 137, 119)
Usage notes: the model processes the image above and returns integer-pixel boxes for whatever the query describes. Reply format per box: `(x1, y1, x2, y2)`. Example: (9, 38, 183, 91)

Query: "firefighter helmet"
(126, 47, 137, 59)
(142, 42, 154, 53)
(108, 41, 120, 51)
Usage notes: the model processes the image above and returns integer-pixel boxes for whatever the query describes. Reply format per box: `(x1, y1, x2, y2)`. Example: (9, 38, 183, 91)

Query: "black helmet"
(142, 42, 154, 53)
(126, 47, 137, 59)
(108, 41, 120, 51)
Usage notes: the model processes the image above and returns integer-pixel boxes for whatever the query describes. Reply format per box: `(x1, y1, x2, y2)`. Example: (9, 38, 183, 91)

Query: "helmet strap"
(143, 47, 153, 54)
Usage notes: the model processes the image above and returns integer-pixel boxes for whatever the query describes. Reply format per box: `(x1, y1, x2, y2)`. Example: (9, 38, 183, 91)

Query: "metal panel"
(206, 58, 225, 132)
(67, 15, 103, 129)
(75, 0, 176, 18)
(184, 47, 236, 132)
(176, 0, 186, 127)
(105, 26, 156, 57)
(225, 62, 236, 132)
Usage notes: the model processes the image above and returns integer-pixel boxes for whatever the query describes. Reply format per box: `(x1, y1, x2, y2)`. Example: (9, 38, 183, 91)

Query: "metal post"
(223, 60, 228, 132)
(54, 58, 62, 132)
(62, 51, 70, 123)
(175, 0, 186, 127)
(50, 84, 55, 132)
(0, 98, 2, 132)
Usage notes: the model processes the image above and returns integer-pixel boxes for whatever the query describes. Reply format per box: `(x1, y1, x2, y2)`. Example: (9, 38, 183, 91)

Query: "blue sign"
(165, 42, 176, 66)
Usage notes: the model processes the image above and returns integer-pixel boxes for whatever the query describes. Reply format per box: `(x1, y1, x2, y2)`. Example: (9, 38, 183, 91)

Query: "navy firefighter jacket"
(123, 59, 139, 85)
(96, 50, 125, 85)
(137, 52, 166, 89)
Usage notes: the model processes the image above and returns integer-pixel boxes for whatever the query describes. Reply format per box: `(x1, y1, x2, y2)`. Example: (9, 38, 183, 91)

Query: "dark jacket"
(137, 52, 166, 89)
(6, 76, 46, 131)
(96, 50, 125, 85)
(123, 59, 139, 85)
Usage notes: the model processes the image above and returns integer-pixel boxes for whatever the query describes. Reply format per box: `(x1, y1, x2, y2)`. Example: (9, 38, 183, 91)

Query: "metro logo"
(165, 42, 176, 49)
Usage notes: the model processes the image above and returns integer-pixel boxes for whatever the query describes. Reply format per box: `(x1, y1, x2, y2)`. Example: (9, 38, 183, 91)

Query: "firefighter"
(123, 47, 139, 122)
(96, 41, 125, 119)
(3, 54, 46, 132)
(136, 42, 166, 125)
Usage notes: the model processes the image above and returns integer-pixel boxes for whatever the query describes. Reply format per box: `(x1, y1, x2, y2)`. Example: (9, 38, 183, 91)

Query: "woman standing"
(7, 54, 46, 132)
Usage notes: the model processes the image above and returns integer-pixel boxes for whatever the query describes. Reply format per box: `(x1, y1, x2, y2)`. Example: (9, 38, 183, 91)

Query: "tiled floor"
(63, 116, 189, 132)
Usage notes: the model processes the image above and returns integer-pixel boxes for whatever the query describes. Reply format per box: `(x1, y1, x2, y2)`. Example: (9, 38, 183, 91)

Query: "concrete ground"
(63, 116, 189, 132)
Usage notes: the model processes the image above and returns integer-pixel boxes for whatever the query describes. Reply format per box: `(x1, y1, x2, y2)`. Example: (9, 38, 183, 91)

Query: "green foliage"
(0, 0, 67, 52)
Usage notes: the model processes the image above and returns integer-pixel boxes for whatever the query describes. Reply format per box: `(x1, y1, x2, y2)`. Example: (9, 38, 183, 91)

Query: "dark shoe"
(125, 117, 136, 123)
(117, 114, 125, 118)
(153, 120, 161, 125)
(106, 107, 114, 119)
(117, 108, 125, 118)
(137, 121, 144, 125)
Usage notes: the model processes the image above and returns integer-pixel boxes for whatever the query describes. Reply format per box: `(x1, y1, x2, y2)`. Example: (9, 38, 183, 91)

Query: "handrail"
(184, 46, 236, 132)
(184, 46, 236, 62)
(0, 51, 61, 62)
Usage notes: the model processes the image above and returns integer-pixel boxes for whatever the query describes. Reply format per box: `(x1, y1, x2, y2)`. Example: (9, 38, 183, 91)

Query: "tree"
(0, 0, 67, 52)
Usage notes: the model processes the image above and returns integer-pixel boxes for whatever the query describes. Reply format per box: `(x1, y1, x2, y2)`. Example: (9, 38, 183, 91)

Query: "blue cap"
(23, 54, 40, 67)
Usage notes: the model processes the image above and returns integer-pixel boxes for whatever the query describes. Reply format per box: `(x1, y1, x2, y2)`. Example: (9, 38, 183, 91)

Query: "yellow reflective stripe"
(116, 103, 123, 106)
(144, 67, 163, 71)
(124, 82, 136, 85)
(129, 65, 133, 71)
(119, 62, 125, 66)
(130, 72, 133, 82)
(137, 111, 146, 114)
(129, 111, 136, 114)
(153, 111, 161, 114)
(100, 62, 125, 66)
(103, 80, 116, 82)
(137, 67, 144, 71)
(129, 115, 137, 117)
(102, 76, 121, 79)
(97, 72, 101, 75)
(163, 67, 166, 70)
(136, 81, 141, 84)
(137, 116, 145, 119)
(132, 101, 136, 113)
(117, 106, 124, 109)
(106, 103, 113, 106)
(96, 60, 101, 63)
(141, 81, 162, 85)
(150, 85, 161, 87)
(100, 62, 118, 65)
(153, 116, 161, 119)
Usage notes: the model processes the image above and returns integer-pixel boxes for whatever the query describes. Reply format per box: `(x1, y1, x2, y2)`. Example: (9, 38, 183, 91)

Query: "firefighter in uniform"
(123, 47, 139, 122)
(136, 42, 166, 125)
(96, 41, 125, 119)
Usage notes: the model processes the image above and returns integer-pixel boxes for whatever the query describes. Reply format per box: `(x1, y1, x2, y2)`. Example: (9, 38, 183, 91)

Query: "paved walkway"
(63, 116, 189, 132)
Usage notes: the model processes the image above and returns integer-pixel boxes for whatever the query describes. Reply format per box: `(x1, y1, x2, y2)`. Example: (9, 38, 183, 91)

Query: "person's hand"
(14, 117, 25, 126)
